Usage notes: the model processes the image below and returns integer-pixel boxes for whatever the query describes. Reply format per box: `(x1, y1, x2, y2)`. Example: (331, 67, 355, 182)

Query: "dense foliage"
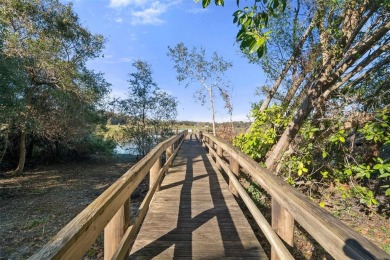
(235, 105, 390, 208)
(0, 0, 113, 173)
(231, 0, 390, 210)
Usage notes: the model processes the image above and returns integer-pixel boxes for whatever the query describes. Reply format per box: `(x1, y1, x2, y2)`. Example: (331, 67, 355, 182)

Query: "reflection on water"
(115, 142, 139, 155)
(115, 132, 182, 155)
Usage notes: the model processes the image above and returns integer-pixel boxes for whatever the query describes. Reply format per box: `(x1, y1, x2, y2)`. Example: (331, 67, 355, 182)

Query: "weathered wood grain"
(130, 136, 267, 259)
(205, 141, 293, 260)
(203, 133, 390, 260)
(29, 132, 186, 260)
(104, 199, 130, 260)
(112, 137, 186, 260)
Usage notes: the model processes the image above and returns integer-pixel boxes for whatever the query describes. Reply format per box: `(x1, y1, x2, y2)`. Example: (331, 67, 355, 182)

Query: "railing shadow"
(343, 239, 376, 260)
(130, 137, 258, 258)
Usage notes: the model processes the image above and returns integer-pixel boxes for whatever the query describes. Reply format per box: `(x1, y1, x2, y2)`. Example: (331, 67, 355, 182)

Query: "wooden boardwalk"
(130, 135, 267, 259)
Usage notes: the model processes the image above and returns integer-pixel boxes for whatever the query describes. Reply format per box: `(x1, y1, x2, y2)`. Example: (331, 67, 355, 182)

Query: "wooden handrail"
(201, 132, 389, 260)
(204, 140, 294, 260)
(111, 136, 185, 259)
(30, 131, 187, 260)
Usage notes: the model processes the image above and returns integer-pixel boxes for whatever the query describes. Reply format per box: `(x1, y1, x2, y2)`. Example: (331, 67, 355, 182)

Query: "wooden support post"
(271, 198, 294, 260)
(166, 145, 173, 161)
(229, 157, 239, 197)
(104, 199, 130, 260)
(215, 145, 223, 170)
(208, 139, 213, 157)
(150, 156, 162, 191)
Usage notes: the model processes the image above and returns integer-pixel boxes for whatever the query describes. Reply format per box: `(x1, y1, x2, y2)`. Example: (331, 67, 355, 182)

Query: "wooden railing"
(200, 131, 389, 260)
(30, 131, 187, 260)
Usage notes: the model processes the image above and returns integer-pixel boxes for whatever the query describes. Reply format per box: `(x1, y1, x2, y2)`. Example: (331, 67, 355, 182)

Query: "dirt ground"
(0, 155, 145, 259)
(1, 155, 389, 259)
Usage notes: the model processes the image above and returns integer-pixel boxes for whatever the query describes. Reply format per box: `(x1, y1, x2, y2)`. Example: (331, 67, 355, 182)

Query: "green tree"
(167, 42, 233, 136)
(263, 0, 390, 170)
(119, 60, 178, 156)
(233, 0, 390, 208)
(0, 0, 109, 174)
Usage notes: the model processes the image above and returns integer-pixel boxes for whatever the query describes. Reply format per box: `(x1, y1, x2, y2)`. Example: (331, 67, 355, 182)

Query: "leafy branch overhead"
(196, 0, 287, 58)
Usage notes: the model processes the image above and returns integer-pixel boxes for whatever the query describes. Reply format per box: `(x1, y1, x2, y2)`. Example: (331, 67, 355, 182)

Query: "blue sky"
(67, 0, 267, 122)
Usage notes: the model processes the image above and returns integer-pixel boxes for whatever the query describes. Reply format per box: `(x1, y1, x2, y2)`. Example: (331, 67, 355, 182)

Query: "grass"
(383, 243, 390, 254)
(22, 217, 48, 230)
(97, 125, 126, 141)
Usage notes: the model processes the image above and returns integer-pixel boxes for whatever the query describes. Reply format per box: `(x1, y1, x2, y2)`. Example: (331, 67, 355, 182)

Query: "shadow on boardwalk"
(130, 135, 266, 259)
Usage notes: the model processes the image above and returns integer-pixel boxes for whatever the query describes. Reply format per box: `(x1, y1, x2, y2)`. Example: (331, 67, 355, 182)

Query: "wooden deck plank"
(130, 135, 267, 259)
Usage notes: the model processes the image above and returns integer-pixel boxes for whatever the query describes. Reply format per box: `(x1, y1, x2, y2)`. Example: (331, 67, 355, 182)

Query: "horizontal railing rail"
(200, 131, 389, 260)
(30, 131, 187, 260)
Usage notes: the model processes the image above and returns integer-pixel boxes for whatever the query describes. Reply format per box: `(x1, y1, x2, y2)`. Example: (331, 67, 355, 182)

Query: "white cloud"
(109, 0, 146, 8)
(115, 17, 124, 23)
(108, 0, 181, 26)
(130, 1, 167, 25)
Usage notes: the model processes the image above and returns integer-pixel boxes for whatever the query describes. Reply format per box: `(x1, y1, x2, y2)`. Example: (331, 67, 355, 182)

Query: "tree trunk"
(259, 11, 318, 112)
(265, 94, 313, 171)
(264, 2, 390, 172)
(0, 131, 9, 163)
(26, 136, 34, 161)
(209, 87, 216, 136)
(282, 71, 306, 108)
(14, 130, 26, 175)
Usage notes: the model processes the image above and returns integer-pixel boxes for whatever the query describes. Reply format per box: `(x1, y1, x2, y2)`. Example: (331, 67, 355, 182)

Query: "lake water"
(115, 142, 138, 155)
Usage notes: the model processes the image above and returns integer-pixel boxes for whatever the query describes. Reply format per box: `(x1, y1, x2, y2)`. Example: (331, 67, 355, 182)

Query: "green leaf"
(322, 150, 327, 158)
(202, 0, 211, 8)
(215, 0, 224, 6)
(319, 201, 325, 208)
(257, 45, 265, 58)
(339, 136, 345, 143)
(248, 41, 261, 54)
(386, 188, 390, 196)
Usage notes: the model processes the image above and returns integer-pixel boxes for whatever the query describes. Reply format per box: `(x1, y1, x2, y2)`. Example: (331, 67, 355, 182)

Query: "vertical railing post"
(271, 198, 294, 260)
(208, 138, 213, 157)
(166, 144, 173, 161)
(150, 155, 162, 191)
(104, 199, 130, 260)
(215, 145, 223, 170)
(229, 157, 239, 197)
